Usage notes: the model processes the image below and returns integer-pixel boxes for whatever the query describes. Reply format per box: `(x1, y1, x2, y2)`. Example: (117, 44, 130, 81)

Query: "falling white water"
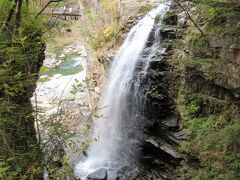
(75, 1, 171, 179)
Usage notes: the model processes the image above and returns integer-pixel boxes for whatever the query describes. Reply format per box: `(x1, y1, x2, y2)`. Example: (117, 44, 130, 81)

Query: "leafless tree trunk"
(174, 0, 204, 36)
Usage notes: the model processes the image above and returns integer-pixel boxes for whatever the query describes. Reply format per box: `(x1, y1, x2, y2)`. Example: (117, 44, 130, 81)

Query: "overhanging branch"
(174, 0, 204, 36)
(35, 0, 63, 19)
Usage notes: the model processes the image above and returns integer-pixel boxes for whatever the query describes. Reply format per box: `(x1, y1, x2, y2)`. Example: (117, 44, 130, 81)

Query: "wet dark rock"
(145, 137, 182, 159)
(120, 167, 140, 180)
(117, 166, 129, 179)
(162, 117, 179, 130)
(163, 12, 178, 25)
(152, 159, 165, 166)
(87, 168, 107, 180)
(172, 128, 187, 140)
(83, 150, 88, 157)
(107, 171, 118, 180)
(160, 28, 177, 40)
(137, 18, 184, 177)
(140, 155, 156, 165)
(157, 48, 167, 56)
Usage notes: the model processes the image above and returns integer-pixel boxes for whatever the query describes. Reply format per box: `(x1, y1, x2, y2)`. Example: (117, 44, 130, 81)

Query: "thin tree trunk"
(174, 0, 204, 36)
(35, 0, 52, 19)
(15, 0, 23, 33)
(35, 0, 63, 19)
(26, 0, 29, 10)
(1, 0, 18, 31)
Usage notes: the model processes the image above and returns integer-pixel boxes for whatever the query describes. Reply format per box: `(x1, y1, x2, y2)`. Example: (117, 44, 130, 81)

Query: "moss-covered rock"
(160, 0, 240, 179)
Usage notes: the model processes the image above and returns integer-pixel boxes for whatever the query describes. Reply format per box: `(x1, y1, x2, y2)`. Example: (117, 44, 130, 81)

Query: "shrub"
(177, 90, 240, 179)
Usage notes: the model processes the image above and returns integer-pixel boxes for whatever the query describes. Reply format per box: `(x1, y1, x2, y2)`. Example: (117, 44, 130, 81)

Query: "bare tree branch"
(35, 0, 63, 19)
(174, 0, 204, 36)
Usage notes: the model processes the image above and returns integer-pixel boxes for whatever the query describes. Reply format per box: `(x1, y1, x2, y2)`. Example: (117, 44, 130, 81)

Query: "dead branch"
(174, 0, 204, 36)
(35, 0, 63, 19)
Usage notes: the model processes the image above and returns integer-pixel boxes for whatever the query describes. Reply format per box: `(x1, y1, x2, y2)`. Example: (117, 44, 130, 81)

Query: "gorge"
(1, 0, 239, 179)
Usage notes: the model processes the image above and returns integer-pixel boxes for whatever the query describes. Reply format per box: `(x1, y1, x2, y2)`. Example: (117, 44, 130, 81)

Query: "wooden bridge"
(45, 7, 82, 17)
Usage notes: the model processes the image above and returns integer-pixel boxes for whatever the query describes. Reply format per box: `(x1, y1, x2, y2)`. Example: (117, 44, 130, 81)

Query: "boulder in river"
(87, 168, 107, 180)
(107, 171, 118, 180)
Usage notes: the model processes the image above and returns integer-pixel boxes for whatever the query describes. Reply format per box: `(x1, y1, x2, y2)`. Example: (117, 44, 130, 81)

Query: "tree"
(173, 0, 204, 36)
(0, 0, 45, 178)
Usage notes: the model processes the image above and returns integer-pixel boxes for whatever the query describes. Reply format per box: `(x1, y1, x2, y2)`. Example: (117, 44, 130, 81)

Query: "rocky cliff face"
(135, 8, 186, 180)
(85, 1, 240, 179)
(138, 1, 240, 179)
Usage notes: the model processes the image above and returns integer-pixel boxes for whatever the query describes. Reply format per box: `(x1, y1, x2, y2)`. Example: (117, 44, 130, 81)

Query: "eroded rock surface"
(87, 168, 107, 180)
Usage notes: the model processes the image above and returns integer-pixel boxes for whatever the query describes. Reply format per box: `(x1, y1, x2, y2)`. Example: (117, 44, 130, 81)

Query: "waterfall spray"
(75, 1, 171, 178)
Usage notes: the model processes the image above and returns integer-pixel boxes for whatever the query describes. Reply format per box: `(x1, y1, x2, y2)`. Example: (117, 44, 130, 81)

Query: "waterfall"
(75, 1, 171, 179)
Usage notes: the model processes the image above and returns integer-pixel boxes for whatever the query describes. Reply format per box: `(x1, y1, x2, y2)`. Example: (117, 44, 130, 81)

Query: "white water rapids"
(75, 2, 171, 179)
